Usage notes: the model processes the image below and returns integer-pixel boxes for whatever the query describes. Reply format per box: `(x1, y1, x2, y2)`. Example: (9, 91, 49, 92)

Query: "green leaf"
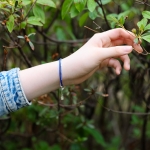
(61, 0, 73, 19)
(141, 31, 150, 37)
(50, 145, 61, 150)
(34, 141, 50, 150)
(142, 11, 150, 19)
(145, 24, 150, 31)
(22, 0, 31, 6)
(134, 38, 139, 44)
(79, 12, 88, 26)
(87, 0, 97, 12)
(70, 144, 81, 150)
(27, 16, 43, 26)
(70, 5, 79, 18)
(118, 10, 130, 19)
(132, 105, 144, 112)
(29, 41, 34, 50)
(33, 4, 45, 24)
(20, 21, 27, 29)
(89, 10, 99, 20)
(107, 14, 119, 23)
(101, 0, 111, 5)
(56, 27, 67, 40)
(118, 10, 130, 25)
(118, 16, 125, 25)
(137, 18, 148, 31)
(131, 115, 140, 125)
(142, 35, 150, 43)
(133, 128, 140, 137)
(17, 36, 25, 39)
(84, 126, 107, 147)
(65, 26, 76, 40)
(84, 88, 91, 92)
(76, 136, 88, 142)
(28, 33, 36, 37)
(6, 15, 14, 33)
(0, 8, 10, 12)
(74, 0, 86, 12)
(95, 91, 103, 96)
(37, 0, 56, 8)
(97, 7, 103, 17)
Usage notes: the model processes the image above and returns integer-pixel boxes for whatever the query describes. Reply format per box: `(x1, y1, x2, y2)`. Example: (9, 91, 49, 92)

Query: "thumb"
(99, 46, 133, 60)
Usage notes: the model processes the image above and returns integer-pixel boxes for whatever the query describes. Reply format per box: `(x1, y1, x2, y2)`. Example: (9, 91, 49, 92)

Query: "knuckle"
(93, 33, 100, 38)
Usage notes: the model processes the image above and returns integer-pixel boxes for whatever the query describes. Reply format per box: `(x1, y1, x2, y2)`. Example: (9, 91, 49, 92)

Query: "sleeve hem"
(17, 68, 32, 106)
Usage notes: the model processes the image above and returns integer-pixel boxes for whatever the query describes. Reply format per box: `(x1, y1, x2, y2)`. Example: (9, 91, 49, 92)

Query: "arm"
(19, 28, 143, 100)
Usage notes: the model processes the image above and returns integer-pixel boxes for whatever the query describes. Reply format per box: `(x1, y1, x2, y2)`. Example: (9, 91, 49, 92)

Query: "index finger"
(103, 28, 134, 41)
(99, 28, 143, 53)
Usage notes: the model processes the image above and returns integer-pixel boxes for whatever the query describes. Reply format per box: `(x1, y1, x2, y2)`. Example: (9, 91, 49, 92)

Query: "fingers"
(120, 55, 130, 70)
(100, 58, 122, 75)
(133, 43, 143, 53)
(98, 46, 133, 61)
(100, 54, 130, 75)
(102, 28, 134, 41)
(93, 28, 143, 53)
(112, 38, 143, 53)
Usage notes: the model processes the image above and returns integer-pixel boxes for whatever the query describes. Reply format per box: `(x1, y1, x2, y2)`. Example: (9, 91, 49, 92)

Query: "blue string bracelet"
(59, 58, 64, 100)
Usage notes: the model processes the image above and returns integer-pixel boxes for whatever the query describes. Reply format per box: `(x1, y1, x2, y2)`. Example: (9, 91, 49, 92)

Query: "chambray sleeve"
(0, 68, 31, 116)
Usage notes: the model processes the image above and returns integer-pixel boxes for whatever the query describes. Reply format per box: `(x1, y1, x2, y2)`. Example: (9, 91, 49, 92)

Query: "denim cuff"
(0, 68, 31, 116)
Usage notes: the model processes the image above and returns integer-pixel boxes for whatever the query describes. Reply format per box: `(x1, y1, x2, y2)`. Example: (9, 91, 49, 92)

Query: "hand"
(62, 28, 143, 85)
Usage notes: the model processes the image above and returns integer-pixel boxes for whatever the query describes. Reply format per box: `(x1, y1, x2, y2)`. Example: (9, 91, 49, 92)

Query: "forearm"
(19, 53, 92, 101)
(19, 61, 60, 100)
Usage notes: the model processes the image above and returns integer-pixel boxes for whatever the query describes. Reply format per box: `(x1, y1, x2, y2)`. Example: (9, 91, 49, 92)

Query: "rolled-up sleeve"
(0, 68, 31, 116)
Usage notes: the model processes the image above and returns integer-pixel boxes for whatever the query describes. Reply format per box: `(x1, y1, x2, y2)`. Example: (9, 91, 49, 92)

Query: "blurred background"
(0, 0, 150, 150)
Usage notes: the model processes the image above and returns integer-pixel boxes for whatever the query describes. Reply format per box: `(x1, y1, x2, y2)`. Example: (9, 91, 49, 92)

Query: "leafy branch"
(107, 10, 150, 55)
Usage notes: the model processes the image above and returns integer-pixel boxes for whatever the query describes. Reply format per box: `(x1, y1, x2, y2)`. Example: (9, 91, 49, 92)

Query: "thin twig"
(3, 45, 18, 49)
(57, 132, 74, 143)
(35, 27, 89, 45)
(103, 106, 150, 115)
(2, 26, 32, 67)
(141, 106, 149, 150)
(17, 45, 32, 67)
(23, 0, 38, 21)
(44, 0, 65, 32)
(2, 48, 7, 71)
(37, 94, 92, 110)
(95, 0, 110, 29)
(84, 26, 99, 33)
(135, 0, 150, 7)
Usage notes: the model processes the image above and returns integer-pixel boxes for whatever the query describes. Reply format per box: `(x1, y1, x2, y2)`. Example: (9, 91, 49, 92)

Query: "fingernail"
(127, 63, 130, 70)
(124, 46, 132, 53)
(125, 63, 130, 70)
(117, 69, 121, 75)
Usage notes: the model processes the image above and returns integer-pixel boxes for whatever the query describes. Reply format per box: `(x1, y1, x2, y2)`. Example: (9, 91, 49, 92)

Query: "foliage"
(1, 0, 150, 150)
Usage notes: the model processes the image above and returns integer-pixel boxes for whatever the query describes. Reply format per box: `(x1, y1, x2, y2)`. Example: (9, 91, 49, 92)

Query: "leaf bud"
(132, 28, 137, 34)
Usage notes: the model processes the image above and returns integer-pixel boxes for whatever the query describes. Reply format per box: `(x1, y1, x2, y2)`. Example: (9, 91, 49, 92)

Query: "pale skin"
(19, 28, 143, 100)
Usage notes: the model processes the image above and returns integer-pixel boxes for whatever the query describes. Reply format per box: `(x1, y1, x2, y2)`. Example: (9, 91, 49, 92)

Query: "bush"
(1, 0, 150, 150)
